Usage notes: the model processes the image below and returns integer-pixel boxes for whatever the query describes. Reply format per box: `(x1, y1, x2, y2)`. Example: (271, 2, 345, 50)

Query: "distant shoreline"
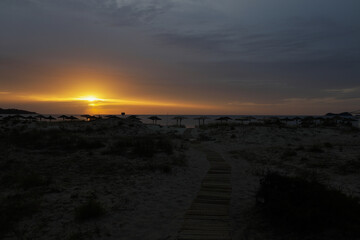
(0, 108, 37, 114)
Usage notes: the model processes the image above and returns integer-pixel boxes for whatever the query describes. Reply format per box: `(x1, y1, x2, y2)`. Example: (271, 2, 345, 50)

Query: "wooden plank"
(182, 227, 231, 232)
(203, 173, 231, 178)
(179, 230, 231, 236)
(186, 210, 228, 216)
(178, 235, 231, 240)
(201, 184, 231, 189)
(190, 203, 229, 210)
(199, 189, 231, 195)
(201, 182, 231, 188)
(205, 173, 231, 178)
(202, 179, 231, 183)
(183, 223, 231, 229)
(182, 224, 231, 231)
(207, 157, 224, 162)
(208, 170, 231, 174)
(202, 184, 230, 188)
(193, 198, 230, 205)
(184, 214, 230, 221)
(204, 173, 231, 178)
(203, 177, 231, 182)
(210, 163, 231, 168)
(196, 195, 230, 201)
(176, 148, 232, 240)
(182, 220, 230, 229)
(202, 181, 231, 187)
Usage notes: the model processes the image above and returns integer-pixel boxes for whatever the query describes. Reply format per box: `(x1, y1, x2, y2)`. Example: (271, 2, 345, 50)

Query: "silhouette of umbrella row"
(194, 116, 209, 126)
(0, 114, 83, 121)
(148, 116, 161, 124)
(36, 115, 78, 121)
(1, 114, 357, 128)
(148, 115, 211, 126)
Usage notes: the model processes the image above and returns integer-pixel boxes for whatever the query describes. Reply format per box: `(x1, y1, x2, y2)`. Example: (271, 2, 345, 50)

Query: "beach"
(0, 116, 360, 239)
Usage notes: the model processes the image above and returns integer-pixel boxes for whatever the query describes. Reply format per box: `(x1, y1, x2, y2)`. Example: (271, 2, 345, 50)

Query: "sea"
(2, 114, 353, 128)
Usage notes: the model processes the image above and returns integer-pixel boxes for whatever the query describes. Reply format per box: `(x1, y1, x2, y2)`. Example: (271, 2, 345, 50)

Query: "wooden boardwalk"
(177, 147, 232, 240)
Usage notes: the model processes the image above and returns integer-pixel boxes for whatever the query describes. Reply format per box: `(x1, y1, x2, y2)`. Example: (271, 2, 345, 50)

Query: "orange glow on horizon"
(3, 93, 218, 114)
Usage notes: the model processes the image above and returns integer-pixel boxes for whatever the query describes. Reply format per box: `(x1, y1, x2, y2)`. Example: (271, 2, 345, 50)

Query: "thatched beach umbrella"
(247, 116, 256, 123)
(194, 117, 202, 126)
(330, 115, 343, 126)
(127, 115, 141, 122)
(2, 116, 13, 121)
(47, 115, 56, 121)
(345, 118, 358, 127)
(36, 115, 46, 121)
(216, 117, 224, 124)
(269, 116, 279, 121)
(199, 116, 209, 125)
(216, 116, 231, 124)
(293, 117, 301, 125)
(173, 116, 187, 126)
(148, 116, 161, 125)
(12, 114, 25, 121)
(194, 116, 209, 126)
(314, 117, 324, 126)
(236, 117, 248, 124)
(215, 117, 225, 124)
(281, 117, 292, 125)
(25, 116, 36, 121)
(67, 116, 78, 121)
(58, 115, 68, 121)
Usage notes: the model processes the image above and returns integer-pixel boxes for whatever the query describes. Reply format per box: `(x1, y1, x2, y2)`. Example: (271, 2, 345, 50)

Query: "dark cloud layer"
(0, 0, 359, 114)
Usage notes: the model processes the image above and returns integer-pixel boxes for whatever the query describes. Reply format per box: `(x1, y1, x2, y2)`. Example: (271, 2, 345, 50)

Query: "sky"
(0, 0, 360, 115)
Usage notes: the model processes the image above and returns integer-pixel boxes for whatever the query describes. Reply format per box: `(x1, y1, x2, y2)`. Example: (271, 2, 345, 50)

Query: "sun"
(79, 96, 101, 102)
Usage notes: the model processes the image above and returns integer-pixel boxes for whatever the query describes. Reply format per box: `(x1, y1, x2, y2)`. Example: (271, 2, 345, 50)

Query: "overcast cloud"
(0, 0, 359, 114)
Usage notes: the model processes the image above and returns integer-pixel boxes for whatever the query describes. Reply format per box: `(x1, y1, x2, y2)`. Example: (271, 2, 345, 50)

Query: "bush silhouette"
(256, 172, 360, 238)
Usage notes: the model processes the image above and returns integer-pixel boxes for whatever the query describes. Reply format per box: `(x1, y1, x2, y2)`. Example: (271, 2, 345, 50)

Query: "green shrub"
(172, 154, 188, 167)
(1, 171, 50, 189)
(133, 137, 156, 157)
(281, 149, 297, 160)
(75, 137, 105, 149)
(0, 193, 40, 237)
(256, 172, 360, 238)
(156, 137, 173, 155)
(74, 199, 106, 222)
(324, 142, 333, 148)
(336, 159, 360, 175)
(106, 135, 173, 157)
(295, 145, 305, 151)
(19, 172, 50, 190)
(159, 164, 172, 174)
(106, 137, 131, 155)
(308, 144, 324, 153)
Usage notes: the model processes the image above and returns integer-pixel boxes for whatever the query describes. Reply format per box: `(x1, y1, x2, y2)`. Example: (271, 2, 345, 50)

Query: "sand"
(200, 125, 360, 239)
(1, 119, 359, 239)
